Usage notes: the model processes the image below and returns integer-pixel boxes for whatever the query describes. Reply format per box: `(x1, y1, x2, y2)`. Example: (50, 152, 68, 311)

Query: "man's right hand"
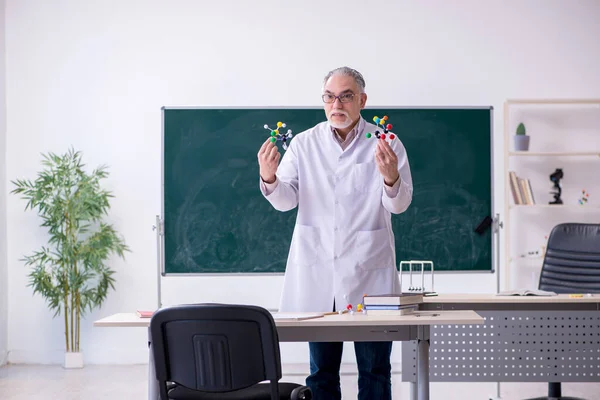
(257, 138, 280, 184)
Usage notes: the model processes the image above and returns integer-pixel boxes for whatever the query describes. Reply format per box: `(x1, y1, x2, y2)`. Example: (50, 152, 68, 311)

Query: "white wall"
(0, 0, 8, 367)
(4, 0, 600, 366)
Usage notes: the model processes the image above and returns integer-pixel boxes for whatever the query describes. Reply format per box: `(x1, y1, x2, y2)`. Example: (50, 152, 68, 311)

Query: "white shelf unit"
(503, 99, 600, 291)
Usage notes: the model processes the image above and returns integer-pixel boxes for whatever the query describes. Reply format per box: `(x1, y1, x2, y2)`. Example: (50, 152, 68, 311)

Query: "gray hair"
(323, 66, 366, 93)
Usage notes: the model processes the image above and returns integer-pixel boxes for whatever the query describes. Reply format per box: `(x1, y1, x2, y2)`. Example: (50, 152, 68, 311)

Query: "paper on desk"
(271, 312, 325, 321)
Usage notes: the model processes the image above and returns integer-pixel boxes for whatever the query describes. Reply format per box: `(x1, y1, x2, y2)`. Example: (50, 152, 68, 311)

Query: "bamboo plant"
(11, 148, 129, 353)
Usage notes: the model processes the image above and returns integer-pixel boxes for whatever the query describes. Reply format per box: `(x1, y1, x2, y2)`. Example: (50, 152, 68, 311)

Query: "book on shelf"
(526, 179, 535, 204)
(519, 178, 532, 204)
(496, 289, 556, 296)
(363, 293, 423, 306)
(508, 171, 535, 205)
(509, 171, 523, 204)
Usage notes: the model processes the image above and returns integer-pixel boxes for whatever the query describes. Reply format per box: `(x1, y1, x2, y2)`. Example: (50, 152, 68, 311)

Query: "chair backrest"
(149, 303, 282, 398)
(539, 223, 600, 293)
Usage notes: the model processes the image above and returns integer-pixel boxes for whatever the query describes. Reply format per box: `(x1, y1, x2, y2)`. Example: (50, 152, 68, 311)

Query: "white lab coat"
(260, 117, 413, 312)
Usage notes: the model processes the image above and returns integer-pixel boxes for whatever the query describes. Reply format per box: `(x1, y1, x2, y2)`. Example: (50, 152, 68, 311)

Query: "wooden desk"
(95, 310, 483, 400)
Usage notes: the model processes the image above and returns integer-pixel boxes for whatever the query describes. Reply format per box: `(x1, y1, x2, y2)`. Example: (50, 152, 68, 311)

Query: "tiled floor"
(0, 363, 599, 399)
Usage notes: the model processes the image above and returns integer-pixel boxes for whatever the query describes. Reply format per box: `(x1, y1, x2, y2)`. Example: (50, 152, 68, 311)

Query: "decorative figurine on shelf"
(346, 304, 354, 315)
(356, 303, 364, 313)
(579, 189, 590, 205)
(549, 168, 564, 205)
(264, 121, 293, 150)
(365, 115, 396, 140)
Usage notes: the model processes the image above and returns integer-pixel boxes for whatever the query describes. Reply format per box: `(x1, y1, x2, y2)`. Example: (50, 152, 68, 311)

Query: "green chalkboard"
(162, 107, 493, 274)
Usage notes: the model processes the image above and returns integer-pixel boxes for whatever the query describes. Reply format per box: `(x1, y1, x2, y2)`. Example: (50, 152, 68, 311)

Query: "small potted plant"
(11, 148, 130, 368)
(514, 122, 530, 151)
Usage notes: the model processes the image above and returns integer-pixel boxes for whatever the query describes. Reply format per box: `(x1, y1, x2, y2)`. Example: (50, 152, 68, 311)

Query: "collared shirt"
(330, 119, 361, 151)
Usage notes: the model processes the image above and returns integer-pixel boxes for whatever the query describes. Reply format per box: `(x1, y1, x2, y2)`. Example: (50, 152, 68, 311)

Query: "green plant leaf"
(11, 147, 130, 352)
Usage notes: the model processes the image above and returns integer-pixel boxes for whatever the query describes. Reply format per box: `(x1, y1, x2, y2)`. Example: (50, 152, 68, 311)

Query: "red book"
(136, 310, 154, 318)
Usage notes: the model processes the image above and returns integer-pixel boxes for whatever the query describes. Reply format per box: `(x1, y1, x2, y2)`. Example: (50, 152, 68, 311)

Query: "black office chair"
(525, 222, 600, 400)
(149, 303, 312, 400)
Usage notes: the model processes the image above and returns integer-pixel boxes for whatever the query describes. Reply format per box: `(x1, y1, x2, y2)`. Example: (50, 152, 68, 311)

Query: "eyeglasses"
(322, 93, 356, 103)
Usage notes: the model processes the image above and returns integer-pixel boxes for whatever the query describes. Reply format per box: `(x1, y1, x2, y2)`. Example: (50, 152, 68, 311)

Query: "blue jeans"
(306, 341, 393, 400)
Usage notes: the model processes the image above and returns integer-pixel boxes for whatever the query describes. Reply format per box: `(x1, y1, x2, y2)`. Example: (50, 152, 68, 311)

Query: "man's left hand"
(375, 139, 399, 186)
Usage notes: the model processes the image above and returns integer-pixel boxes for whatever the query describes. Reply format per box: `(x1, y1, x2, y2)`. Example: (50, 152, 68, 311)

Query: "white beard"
(328, 111, 352, 129)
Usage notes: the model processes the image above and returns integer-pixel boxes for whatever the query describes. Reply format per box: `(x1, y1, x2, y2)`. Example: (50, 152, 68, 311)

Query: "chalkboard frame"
(158, 105, 497, 276)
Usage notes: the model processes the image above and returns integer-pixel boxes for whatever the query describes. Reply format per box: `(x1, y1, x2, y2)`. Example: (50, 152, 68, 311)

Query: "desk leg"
(409, 382, 417, 400)
(148, 327, 160, 400)
(416, 326, 430, 400)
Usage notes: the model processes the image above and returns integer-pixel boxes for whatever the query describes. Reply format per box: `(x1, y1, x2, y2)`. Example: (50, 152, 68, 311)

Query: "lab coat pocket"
(355, 228, 394, 270)
(291, 224, 321, 267)
(353, 161, 380, 193)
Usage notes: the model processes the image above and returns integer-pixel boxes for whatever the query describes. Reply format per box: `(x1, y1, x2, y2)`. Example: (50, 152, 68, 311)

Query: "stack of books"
(509, 171, 535, 205)
(362, 293, 423, 316)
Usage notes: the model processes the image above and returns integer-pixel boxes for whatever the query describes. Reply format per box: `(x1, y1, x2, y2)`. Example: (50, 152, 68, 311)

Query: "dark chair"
(149, 303, 312, 400)
(525, 222, 600, 400)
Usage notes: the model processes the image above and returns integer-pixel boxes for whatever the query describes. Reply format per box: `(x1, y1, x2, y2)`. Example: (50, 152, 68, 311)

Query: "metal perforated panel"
(402, 311, 600, 382)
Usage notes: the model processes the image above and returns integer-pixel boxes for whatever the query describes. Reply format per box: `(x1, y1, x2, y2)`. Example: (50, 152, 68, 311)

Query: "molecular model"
(579, 189, 590, 205)
(264, 121, 293, 150)
(366, 115, 396, 140)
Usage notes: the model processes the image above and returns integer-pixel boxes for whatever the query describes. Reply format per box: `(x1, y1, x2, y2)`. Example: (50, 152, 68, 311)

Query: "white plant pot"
(63, 351, 84, 369)
(514, 135, 530, 151)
